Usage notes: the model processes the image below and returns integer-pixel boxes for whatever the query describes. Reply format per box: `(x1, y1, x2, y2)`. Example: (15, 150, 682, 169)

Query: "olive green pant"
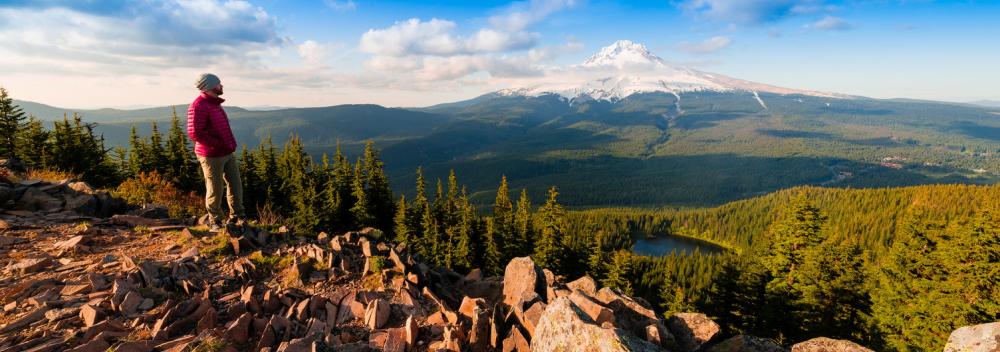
(197, 154, 245, 223)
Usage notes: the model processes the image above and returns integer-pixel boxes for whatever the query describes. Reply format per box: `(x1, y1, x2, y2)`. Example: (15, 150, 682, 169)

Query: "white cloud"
(679, 0, 825, 24)
(357, 1, 579, 87)
(488, 0, 579, 32)
(810, 15, 853, 31)
(0, 1, 284, 74)
(297, 40, 332, 66)
(677, 36, 732, 54)
(325, 0, 357, 11)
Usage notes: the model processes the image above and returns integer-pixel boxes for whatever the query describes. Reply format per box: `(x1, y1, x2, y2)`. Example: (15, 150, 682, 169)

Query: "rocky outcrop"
(669, 312, 721, 352)
(1, 178, 124, 217)
(791, 337, 873, 352)
(532, 296, 662, 352)
(944, 322, 1000, 352)
(709, 335, 788, 352)
(0, 203, 902, 352)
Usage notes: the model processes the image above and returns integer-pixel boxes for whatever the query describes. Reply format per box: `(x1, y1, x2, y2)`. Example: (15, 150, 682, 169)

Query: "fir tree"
(482, 217, 504, 277)
(362, 141, 396, 235)
(16, 117, 49, 169)
(493, 176, 515, 263)
(763, 194, 827, 287)
(535, 186, 567, 270)
(239, 146, 260, 217)
(394, 195, 412, 245)
(452, 190, 476, 272)
(0, 87, 26, 158)
(283, 135, 320, 233)
(326, 144, 355, 231)
(165, 108, 199, 191)
(147, 122, 167, 175)
(603, 250, 634, 296)
(514, 189, 534, 257)
(127, 125, 146, 177)
(351, 157, 372, 228)
(255, 136, 280, 208)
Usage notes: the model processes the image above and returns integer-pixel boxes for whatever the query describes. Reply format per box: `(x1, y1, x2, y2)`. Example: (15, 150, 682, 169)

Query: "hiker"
(187, 73, 245, 230)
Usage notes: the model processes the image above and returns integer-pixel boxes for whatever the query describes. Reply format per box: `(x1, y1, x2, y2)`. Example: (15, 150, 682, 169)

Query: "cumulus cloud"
(297, 40, 333, 66)
(678, 0, 825, 24)
(357, 0, 579, 87)
(809, 15, 853, 31)
(677, 36, 732, 54)
(0, 0, 284, 73)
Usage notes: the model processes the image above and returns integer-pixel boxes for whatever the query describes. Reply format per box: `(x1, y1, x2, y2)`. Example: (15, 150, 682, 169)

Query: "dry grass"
(255, 202, 284, 227)
(24, 168, 79, 183)
(114, 172, 201, 218)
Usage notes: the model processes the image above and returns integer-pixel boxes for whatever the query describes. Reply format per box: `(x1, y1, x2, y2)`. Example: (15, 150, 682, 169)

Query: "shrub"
(114, 172, 201, 218)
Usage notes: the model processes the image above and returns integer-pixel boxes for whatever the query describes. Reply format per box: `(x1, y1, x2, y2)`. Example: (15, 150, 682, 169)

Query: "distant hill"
(967, 99, 1000, 108)
(13, 41, 1000, 208)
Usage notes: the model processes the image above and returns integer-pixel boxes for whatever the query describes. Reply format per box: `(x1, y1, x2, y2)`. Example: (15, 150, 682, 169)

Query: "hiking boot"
(207, 222, 223, 233)
(228, 216, 250, 226)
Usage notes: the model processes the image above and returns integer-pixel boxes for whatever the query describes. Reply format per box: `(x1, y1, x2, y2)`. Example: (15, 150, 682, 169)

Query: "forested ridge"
(2, 87, 998, 351)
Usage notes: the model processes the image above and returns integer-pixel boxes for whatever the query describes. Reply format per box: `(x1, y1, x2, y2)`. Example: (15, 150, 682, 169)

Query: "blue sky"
(0, 0, 997, 108)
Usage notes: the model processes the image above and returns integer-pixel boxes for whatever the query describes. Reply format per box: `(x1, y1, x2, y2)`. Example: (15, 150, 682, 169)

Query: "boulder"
(503, 257, 546, 308)
(709, 335, 788, 352)
(16, 187, 62, 212)
(8, 256, 53, 274)
(364, 298, 390, 330)
(944, 322, 1000, 352)
(567, 275, 598, 296)
(791, 337, 873, 352)
(568, 290, 616, 326)
(502, 327, 531, 352)
(667, 313, 721, 352)
(531, 297, 662, 352)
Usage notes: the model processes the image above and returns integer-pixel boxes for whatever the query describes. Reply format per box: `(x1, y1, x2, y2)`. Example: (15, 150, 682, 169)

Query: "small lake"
(633, 235, 726, 256)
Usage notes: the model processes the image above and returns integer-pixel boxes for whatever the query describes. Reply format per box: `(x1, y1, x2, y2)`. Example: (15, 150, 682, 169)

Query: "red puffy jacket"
(186, 92, 237, 157)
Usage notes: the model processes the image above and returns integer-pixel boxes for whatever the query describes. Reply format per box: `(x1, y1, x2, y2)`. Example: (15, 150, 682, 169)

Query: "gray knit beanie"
(196, 73, 221, 91)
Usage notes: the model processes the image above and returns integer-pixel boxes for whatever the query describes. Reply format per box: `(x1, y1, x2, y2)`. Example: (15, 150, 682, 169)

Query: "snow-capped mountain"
(497, 40, 848, 102)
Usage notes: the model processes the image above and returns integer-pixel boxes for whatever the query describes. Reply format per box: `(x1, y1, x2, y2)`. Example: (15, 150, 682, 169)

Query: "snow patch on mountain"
(497, 40, 848, 102)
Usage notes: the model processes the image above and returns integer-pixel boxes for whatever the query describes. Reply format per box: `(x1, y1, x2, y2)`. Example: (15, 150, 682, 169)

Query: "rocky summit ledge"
(0, 206, 998, 351)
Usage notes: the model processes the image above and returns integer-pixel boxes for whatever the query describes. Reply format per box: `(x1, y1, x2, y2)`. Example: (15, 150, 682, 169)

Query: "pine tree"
(763, 194, 827, 287)
(166, 108, 199, 191)
(362, 141, 396, 235)
(351, 157, 372, 228)
(514, 189, 534, 257)
(326, 144, 355, 232)
(255, 136, 280, 208)
(394, 196, 412, 245)
(239, 146, 260, 217)
(452, 190, 476, 272)
(48, 113, 116, 186)
(127, 125, 146, 177)
(0, 87, 26, 158)
(483, 217, 504, 277)
(493, 176, 515, 263)
(421, 201, 441, 265)
(147, 122, 167, 175)
(535, 186, 567, 270)
(603, 250, 634, 296)
(408, 168, 429, 255)
(15, 117, 49, 169)
(587, 231, 611, 282)
(283, 135, 320, 233)
(793, 241, 869, 340)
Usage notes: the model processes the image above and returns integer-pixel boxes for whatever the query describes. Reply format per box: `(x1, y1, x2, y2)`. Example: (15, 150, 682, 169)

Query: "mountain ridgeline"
(17, 88, 1000, 208)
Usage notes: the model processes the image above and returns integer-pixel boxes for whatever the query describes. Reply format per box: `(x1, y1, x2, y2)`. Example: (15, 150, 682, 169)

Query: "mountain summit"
(580, 40, 666, 68)
(498, 40, 847, 102)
